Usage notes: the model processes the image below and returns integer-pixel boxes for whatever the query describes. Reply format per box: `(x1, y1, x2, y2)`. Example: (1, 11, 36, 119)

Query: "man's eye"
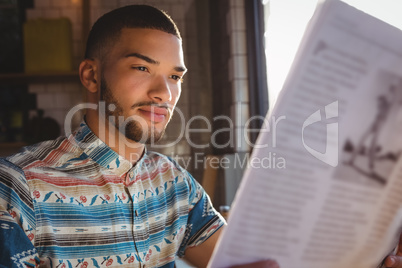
(170, 75, 183, 83)
(134, 66, 147, 71)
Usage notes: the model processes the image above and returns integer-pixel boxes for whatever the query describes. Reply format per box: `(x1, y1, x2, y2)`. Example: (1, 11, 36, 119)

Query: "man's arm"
(0, 158, 39, 267)
(181, 172, 279, 267)
(184, 226, 279, 268)
(0, 208, 39, 267)
(184, 226, 224, 267)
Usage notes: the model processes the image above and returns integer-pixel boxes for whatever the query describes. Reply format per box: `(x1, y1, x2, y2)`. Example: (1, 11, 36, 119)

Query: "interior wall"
(208, 0, 252, 208)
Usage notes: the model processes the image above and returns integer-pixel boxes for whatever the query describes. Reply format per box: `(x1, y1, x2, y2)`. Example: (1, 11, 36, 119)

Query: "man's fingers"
(384, 256, 402, 267)
(397, 233, 402, 256)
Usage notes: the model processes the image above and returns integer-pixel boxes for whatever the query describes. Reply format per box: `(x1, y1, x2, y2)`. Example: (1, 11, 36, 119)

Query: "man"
(0, 5, 278, 268)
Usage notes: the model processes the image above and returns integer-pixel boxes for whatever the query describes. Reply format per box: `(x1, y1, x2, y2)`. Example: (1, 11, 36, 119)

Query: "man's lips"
(137, 106, 169, 123)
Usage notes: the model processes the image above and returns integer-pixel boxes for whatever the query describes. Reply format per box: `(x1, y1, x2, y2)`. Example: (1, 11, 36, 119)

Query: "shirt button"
(135, 210, 139, 217)
(129, 173, 134, 179)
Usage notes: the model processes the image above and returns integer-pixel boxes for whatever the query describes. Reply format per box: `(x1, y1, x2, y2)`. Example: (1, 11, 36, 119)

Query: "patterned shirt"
(0, 122, 224, 268)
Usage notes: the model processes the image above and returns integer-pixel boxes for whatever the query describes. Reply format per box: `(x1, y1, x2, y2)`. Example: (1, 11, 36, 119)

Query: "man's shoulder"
(4, 136, 78, 171)
(0, 156, 24, 179)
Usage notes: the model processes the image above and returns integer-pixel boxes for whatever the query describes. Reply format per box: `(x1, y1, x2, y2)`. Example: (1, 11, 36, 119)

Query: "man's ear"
(79, 59, 99, 93)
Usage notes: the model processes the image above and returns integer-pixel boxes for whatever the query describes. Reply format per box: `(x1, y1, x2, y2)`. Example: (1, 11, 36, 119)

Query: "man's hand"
(384, 233, 402, 267)
(231, 260, 280, 268)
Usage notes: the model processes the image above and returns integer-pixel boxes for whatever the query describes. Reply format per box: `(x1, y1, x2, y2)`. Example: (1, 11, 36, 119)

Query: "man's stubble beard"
(100, 74, 168, 144)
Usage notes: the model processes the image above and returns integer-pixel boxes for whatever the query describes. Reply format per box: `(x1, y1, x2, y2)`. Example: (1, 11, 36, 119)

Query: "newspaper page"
(208, 0, 402, 267)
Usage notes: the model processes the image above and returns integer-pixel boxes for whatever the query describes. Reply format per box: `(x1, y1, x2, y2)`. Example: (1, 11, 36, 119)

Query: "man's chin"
(124, 130, 165, 145)
(115, 118, 167, 144)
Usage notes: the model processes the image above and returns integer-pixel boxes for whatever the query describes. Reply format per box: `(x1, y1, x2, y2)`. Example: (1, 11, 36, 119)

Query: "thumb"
(397, 233, 402, 256)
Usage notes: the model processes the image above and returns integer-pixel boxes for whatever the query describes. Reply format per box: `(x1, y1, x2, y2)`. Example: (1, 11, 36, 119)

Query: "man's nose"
(149, 76, 172, 103)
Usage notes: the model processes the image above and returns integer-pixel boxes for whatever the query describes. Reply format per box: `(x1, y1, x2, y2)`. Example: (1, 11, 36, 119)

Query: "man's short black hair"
(84, 5, 181, 61)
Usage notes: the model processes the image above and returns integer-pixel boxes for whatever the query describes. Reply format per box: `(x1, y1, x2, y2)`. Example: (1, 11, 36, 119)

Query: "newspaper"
(208, 0, 402, 267)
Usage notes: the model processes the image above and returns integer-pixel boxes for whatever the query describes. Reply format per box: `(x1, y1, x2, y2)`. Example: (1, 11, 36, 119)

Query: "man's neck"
(86, 112, 145, 164)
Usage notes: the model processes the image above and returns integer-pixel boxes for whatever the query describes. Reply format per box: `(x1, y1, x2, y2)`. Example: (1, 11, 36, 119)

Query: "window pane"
(263, 0, 402, 109)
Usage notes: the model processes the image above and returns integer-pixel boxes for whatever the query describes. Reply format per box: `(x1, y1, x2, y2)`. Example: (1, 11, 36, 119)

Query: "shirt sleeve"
(0, 158, 40, 267)
(178, 172, 226, 257)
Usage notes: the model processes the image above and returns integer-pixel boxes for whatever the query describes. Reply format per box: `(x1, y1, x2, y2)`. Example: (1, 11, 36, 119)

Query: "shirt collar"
(70, 121, 140, 176)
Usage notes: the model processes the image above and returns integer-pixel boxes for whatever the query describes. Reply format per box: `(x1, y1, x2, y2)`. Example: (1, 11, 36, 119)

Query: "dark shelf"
(0, 71, 80, 85)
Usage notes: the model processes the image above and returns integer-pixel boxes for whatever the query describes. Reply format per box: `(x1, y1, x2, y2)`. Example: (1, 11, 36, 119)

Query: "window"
(264, 0, 402, 108)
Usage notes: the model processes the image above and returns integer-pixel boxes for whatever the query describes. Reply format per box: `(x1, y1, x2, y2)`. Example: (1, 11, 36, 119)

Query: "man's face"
(99, 28, 186, 144)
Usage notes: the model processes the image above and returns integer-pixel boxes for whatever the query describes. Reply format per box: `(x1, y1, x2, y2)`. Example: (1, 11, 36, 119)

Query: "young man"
(0, 5, 278, 268)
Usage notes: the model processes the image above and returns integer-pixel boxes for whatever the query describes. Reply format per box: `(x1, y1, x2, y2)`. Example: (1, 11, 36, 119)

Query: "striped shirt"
(0, 122, 224, 268)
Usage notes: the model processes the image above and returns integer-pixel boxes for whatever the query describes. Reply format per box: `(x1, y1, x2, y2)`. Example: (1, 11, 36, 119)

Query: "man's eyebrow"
(175, 66, 187, 73)
(125, 53, 159, 65)
(125, 52, 187, 73)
